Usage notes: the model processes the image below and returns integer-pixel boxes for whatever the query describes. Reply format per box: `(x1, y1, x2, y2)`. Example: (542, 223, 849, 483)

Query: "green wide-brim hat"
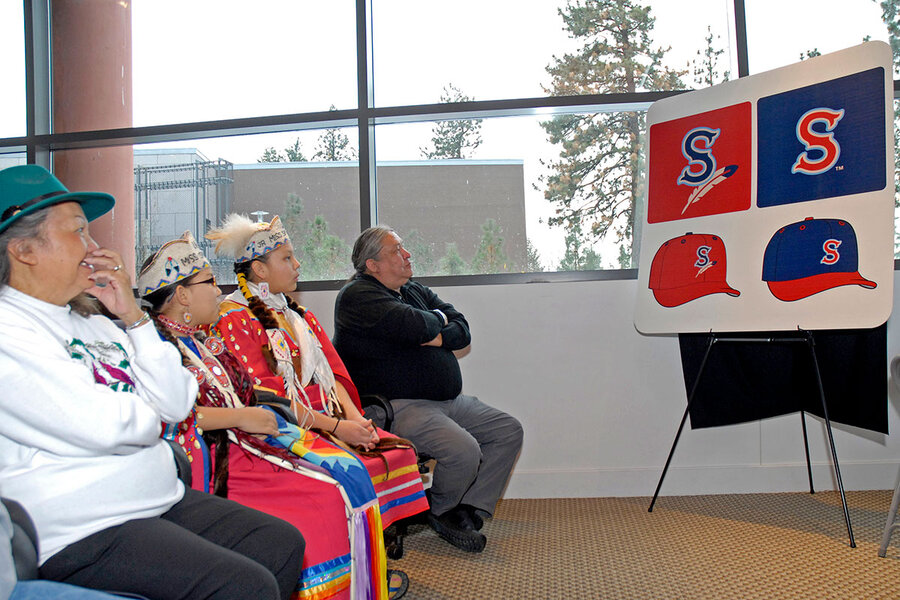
(0, 164, 115, 234)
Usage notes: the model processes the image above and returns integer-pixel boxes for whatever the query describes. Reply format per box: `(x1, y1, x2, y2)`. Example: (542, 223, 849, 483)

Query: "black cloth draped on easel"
(678, 323, 888, 434)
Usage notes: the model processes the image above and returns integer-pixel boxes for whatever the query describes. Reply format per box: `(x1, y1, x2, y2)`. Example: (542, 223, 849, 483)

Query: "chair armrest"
(359, 394, 394, 431)
(2, 497, 39, 581)
(254, 390, 300, 426)
(164, 438, 192, 488)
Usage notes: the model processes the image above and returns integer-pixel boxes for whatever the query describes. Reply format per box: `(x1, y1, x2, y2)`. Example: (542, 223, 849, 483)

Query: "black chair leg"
(385, 522, 406, 559)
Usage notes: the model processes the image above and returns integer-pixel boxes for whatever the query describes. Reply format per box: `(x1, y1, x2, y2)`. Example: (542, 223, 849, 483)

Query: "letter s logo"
(792, 108, 844, 175)
(694, 245, 711, 267)
(821, 239, 842, 265)
(694, 245, 714, 276)
(678, 127, 721, 187)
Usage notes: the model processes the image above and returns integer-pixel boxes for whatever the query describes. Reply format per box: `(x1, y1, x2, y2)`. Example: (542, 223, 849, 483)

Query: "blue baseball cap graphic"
(762, 217, 876, 301)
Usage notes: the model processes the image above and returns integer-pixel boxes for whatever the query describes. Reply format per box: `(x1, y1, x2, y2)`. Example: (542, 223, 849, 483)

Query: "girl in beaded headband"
(205, 215, 420, 447)
(206, 214, 428, 568)
(140, 231, 412, 600)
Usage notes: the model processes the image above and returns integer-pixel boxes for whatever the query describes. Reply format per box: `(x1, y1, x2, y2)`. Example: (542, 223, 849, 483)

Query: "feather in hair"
(205, 213, 266, 259)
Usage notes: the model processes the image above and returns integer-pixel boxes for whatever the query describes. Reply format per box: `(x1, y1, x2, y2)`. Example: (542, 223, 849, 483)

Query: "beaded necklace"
(178, 334, 235, 397)
(158, 313, 199, 336)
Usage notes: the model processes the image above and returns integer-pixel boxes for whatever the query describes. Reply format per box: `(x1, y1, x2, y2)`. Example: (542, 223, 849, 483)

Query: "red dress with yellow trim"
(212, 294, 429, 530)
(164, 333, 387, 600)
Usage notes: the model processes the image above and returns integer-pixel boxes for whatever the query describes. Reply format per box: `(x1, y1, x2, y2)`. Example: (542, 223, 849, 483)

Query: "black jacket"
(333, 274, 470, 401)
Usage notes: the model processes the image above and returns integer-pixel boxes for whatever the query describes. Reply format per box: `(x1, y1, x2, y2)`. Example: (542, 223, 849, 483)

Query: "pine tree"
(313, 105, 358, 162)
(258, 139, 307, 163)
(299, 216, 352, 280)
(800, 48, 822, 60)
(284, 139, 307, 162)
(524, 238, 544, 272)
(403, 229, 436, 276)
(874, 0, 900, 254)
(259, 147, 284, 163)
(439, 242, 468, 275)
(558, 222, 602, 271)
(692, 25, 730, 87)
(540, 0, 685, 266)
(471, 219, 508, 274)
(283, 193, 305, 244)
(420, 84, 483, 159)
(617, 243, 631, 269)
(313, 129, 357, 161)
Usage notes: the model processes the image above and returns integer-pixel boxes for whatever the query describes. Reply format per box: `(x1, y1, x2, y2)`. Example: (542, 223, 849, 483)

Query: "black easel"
(647, 329, 856, 548)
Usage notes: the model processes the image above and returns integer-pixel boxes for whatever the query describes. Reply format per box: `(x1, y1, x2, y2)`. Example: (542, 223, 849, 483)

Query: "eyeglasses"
(183, 277, 217, 287)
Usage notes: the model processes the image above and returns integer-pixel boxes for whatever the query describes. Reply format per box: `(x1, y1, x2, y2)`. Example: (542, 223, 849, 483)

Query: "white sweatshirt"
(0, 286, 197, 565)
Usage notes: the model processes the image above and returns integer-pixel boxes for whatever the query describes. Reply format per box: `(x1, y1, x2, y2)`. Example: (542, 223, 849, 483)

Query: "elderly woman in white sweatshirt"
(0, 165, 304, 600)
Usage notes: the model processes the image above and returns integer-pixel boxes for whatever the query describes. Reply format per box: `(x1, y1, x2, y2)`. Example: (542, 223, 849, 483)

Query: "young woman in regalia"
(137, 232, 411, 600)
(204, 215, 430, 530)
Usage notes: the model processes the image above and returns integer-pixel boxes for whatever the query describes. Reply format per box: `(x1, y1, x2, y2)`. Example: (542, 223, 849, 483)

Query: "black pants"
(39, 488, 304, 600)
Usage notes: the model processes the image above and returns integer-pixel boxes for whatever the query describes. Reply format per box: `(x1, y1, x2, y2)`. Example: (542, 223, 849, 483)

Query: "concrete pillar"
(51, 0, 135, 276)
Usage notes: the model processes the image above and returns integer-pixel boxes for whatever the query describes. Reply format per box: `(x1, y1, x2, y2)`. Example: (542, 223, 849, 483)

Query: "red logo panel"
(648, 102, 752, 223)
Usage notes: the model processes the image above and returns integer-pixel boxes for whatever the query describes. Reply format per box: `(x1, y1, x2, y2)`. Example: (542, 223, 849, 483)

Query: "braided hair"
(138, 264, 233, 495)
(234, 256, 418, 463)
(233, 258, 306, 375)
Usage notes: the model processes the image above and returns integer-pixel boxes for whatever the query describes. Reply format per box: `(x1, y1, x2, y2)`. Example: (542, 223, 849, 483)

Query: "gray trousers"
(386, 394, 523, 517)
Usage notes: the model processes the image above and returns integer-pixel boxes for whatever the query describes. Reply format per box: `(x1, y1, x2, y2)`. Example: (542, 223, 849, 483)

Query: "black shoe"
(428, 509, 487, 553)
(460, 504, 484, 531)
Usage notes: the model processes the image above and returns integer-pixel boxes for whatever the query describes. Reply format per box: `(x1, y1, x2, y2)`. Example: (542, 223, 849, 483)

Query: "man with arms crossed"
(334, 226, 523, 553)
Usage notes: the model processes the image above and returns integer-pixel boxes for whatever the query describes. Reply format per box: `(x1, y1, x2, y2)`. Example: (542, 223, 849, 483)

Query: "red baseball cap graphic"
(649, 233, 741, 307)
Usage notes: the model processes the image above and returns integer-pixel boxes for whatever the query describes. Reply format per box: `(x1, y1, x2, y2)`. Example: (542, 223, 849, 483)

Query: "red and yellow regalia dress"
(209, 285, 429, 597)
(162, 328, 395, 600)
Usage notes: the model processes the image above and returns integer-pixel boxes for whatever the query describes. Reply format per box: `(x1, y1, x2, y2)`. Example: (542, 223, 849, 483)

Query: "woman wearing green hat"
(0, 165, 304, 600)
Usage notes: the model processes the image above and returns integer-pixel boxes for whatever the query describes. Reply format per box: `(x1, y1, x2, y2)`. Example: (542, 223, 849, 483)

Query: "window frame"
(8, 0, 897, 290)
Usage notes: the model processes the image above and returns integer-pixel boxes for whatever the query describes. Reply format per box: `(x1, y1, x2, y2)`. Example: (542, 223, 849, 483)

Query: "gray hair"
(351, 225, 395, 274)
(0, 209, 51, 286)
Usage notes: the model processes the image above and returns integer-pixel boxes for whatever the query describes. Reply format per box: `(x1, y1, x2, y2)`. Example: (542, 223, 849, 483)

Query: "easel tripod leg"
(807, 333, 856, 548)
(800, 411, 814, 494)
(649, 335, 715, 512)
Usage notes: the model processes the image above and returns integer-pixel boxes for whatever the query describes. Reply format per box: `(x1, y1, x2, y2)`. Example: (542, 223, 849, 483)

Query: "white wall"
(296, 274, 900, 498)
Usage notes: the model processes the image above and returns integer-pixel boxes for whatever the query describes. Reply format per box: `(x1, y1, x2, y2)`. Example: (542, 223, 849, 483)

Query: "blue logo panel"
(757, 67, 885, 207)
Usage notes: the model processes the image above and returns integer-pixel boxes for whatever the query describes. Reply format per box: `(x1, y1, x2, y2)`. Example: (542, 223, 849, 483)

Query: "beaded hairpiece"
(206, 213, 288, 264)
(137, 231, 210, 297)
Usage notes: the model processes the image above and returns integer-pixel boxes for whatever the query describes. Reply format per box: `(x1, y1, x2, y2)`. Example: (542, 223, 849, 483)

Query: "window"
(375, 112, 645, 274)
(50, 1, 358, 133)
(5, 1, 899, 286)
(746, 0, 890, 73)
(0, 2, 25, 138)
(131, 0, 357, 127)
(136, 129, 360, 282)
(372, 0, 733, 105)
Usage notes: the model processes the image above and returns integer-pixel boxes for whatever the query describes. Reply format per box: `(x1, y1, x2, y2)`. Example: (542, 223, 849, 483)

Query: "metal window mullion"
(24, 0, 50, 167)
(356, 0, 377, 230)
(733, 0, 749, 78)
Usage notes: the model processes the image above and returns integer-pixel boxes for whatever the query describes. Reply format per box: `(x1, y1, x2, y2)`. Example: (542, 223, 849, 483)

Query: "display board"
(634, 42, 894, 334)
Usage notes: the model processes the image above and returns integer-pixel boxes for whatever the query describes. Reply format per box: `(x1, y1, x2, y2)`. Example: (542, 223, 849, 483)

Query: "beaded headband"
(206, 213, 289, 264)
(137, 231, 211, 297)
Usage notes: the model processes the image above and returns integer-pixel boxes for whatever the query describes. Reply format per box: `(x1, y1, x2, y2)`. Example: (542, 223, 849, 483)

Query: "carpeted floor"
(388, 490, 900, 599)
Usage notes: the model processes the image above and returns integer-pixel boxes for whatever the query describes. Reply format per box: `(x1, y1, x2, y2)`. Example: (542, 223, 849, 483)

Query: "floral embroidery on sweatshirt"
(67, 338, 136, 393)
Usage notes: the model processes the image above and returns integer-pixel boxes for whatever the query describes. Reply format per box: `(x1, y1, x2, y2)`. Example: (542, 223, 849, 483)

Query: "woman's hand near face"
(83, 248, 144, 325)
